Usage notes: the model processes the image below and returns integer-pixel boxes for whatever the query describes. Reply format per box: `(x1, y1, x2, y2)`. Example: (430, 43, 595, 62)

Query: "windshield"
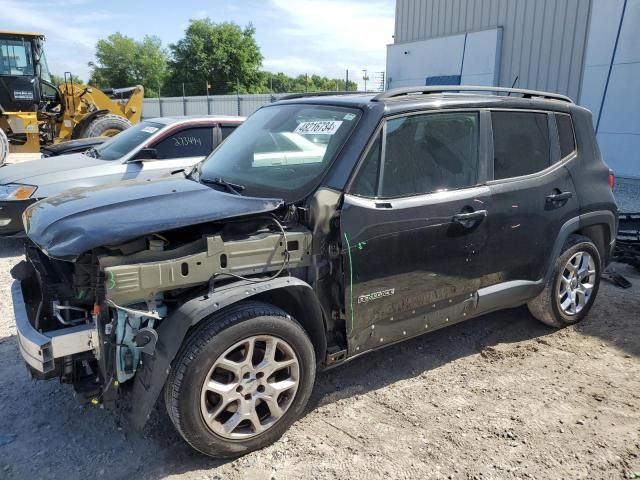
(199, 104, 361, 200)
(0, 38, 34, 76)
(92, 120, 164, 160)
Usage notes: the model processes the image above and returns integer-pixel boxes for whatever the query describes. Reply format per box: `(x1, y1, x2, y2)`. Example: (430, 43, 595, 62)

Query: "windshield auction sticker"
(294, 121, 343, 135)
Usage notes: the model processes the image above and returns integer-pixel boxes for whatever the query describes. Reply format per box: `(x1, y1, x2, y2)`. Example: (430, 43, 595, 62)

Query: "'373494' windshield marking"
(173, 136, 202, 147)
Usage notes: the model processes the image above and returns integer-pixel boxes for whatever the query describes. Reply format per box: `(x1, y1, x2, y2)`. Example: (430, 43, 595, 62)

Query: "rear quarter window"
(555, 113, 576, 158)
(220, 125, 237, 140)
(492, 111, 551, 180)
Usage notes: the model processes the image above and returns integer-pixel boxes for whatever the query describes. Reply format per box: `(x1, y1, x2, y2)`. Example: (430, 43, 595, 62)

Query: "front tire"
(0, 128, 9, 165)
(528, 235, 601, 328)
(165, 302, 316, 458)
(83, 114, 132, 138)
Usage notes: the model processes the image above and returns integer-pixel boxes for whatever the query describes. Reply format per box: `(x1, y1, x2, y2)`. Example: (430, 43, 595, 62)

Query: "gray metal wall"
(142, 93, 290, 119)
(394, 0, 593, 100)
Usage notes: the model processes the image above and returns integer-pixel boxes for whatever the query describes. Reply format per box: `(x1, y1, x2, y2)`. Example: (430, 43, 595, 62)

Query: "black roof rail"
(372, 85, 574, 104)
(279, 91, 368, 100)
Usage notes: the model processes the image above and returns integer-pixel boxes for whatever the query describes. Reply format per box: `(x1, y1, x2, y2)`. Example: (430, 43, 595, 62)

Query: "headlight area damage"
(10, 178, 332, 430)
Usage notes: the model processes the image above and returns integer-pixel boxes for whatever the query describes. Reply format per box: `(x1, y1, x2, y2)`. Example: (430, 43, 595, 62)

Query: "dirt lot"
(0, 234, 637, 480)
(0, 153, 637, 480)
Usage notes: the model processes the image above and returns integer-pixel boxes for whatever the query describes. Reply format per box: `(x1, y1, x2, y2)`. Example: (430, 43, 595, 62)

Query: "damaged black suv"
(11, 86, 617, 457)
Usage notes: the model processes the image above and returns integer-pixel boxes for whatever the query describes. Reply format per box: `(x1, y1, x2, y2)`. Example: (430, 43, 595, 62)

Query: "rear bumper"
(12, 280, 99, 377)
(0, 200, 34, 236)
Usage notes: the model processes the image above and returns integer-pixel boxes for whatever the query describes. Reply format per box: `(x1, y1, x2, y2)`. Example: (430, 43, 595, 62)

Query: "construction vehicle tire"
(83, 114, 132, 138)
(0, 128, 8, 166)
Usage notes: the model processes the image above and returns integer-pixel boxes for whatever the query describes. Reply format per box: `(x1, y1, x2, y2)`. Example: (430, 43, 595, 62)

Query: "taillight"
(608, 169, 615, 190)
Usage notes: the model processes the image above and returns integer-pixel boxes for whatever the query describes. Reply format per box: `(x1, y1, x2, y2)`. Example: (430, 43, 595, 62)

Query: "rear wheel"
(83, 114, 132, 138)
(0, 128, 8, 165)
(528, 235, 601, 328)
(165, 302, 316, 458)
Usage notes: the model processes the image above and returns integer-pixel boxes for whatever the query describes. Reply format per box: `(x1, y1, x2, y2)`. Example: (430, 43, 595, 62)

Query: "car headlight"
(0, 184, 37, 201)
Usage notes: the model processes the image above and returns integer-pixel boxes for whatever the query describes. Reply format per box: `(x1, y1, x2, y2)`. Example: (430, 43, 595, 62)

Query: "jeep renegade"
(11, 86, 617, 457)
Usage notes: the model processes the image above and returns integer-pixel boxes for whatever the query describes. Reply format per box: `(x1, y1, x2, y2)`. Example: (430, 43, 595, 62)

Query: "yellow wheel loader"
(0, 30, 143, 164)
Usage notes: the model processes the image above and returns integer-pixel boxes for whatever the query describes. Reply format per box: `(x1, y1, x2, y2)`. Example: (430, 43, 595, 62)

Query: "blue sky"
(1, 0, 395, 88)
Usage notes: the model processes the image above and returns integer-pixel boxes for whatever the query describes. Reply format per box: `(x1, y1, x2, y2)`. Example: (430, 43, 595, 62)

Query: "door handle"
(546, 191, 573, 203)
(452, 209, 488, 225)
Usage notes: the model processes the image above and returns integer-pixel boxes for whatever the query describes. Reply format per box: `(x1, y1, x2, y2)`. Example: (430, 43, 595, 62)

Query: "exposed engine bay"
(14, 214, 320, 404)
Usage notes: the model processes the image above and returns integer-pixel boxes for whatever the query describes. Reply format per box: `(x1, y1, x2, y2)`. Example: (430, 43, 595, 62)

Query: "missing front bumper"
(12, 280, 100, 377)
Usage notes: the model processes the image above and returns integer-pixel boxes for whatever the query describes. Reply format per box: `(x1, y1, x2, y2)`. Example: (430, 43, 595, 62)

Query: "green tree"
(259, 72, 357, 93)
(50, 73, 84, 86)
(166, 19, 263, 96)
(89, 33, 168, 97)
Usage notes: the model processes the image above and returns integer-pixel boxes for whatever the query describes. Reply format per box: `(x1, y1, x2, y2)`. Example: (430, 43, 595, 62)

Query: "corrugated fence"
(142, 93, 292, 119)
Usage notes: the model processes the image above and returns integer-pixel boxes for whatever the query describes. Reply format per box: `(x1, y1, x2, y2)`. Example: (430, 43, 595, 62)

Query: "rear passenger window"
(152, 127, 214, 159)
(379, 112, 480, 198)
(492, 112, 550, 180)
(555, 114, 576, 158)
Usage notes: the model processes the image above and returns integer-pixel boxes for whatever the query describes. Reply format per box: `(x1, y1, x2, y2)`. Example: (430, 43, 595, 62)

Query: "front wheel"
(0, 128, 9, 165)
(165, 302, 316, 458)
(528, 234, 601, 328)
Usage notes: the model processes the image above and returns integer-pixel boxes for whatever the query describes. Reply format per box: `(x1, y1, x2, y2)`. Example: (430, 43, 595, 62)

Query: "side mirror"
(132, 147, 158, 161)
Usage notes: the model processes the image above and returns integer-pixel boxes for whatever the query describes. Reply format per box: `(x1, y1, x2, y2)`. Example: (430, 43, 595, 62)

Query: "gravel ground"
(0, 153, 639, 479)
(615, 180, 640, 213)
(0, 239, 639, 480)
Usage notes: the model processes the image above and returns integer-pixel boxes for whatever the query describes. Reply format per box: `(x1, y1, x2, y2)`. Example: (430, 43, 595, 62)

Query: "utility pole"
(182, 82, 187, 115)
(158, 82, 163, 117)
(236, 78, 241, 116)
(345, 69, 349, 91)
(362, 69, 369, 92)
(205, 79, 211, 115)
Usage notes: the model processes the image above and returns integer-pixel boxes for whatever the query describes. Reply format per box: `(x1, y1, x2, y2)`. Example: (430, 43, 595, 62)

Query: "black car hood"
(25, 176, 283, 261)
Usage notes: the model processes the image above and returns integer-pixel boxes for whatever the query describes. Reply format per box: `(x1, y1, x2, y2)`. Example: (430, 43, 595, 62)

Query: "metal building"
(388, 0, 640, 180)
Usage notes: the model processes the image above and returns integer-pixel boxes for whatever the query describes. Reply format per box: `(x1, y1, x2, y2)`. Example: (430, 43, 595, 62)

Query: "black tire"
(82, 114, 132, 138)
(164, 301, 316, 458)
(0, 128, 8, 165)
(527, 234, 601, 328)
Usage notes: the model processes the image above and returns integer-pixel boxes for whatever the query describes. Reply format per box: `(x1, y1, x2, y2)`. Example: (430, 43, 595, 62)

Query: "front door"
(341, 110, 494, 353)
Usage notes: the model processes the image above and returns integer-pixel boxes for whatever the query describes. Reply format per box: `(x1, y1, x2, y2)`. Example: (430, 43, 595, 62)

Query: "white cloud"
(0, 0, 117, 80)
(262, 57, 325, 75)
(267, 0, 394, 85)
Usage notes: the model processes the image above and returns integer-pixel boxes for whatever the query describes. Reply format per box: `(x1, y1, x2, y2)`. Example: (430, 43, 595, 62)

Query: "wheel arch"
(71, 109, 109, 139)
(125, 276, 327, 431)
(250, 286, 327, 362)
(544, 210, 617, 282)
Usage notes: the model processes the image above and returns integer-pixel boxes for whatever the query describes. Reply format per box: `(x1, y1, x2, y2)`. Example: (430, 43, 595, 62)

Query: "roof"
(144, 115, 245, 125)
(272, 86, 581, 115)
(0, 30, 45, 38)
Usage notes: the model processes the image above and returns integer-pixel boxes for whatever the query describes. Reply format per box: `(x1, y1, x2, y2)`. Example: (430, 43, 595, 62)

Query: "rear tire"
(83, 114, 132, 138)
(0, 128, 9, 165)
(528, 234, 601, 328)
(165, 301, 316, 458)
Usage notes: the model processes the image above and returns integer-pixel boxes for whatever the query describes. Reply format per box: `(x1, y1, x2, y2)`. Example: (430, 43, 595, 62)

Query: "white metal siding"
(393, 0, 592, 100)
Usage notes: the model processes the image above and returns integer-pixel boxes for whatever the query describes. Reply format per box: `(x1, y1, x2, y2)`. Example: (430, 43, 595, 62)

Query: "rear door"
(485, 110, 580, 283)
(341, 110, 494, 353)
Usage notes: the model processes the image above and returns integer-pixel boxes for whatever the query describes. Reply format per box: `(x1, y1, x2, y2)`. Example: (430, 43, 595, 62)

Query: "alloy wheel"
(557, 251, 596, 315)
(200, 335, 300, 439)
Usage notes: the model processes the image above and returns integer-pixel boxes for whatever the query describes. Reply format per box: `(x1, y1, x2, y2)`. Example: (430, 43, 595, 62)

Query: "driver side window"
(350, 112, 480, 198)
(350, 133, 381, 197)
